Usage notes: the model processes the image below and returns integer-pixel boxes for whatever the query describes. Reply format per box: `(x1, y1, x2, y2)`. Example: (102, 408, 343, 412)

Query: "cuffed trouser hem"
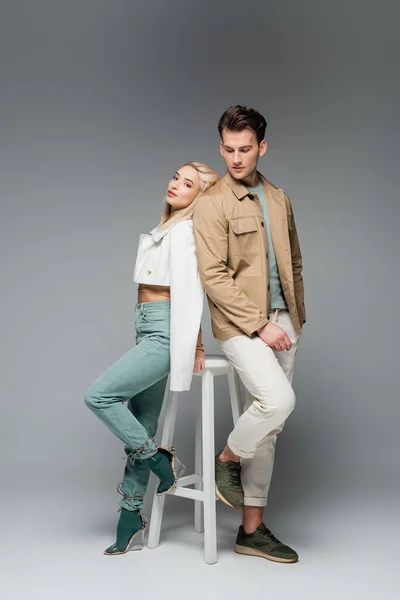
(126, 437, 158, 461)
(131, 444, 158, 461)
(227, 436, 255, 459)
(244, 497, 268, 507)
(119, 499, 143, 511)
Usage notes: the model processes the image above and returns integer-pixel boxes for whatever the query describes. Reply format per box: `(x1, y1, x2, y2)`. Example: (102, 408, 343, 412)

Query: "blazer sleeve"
(169, 221, 204, 391)
(195, 326, 205, 358)
(286, 194, 306, 325)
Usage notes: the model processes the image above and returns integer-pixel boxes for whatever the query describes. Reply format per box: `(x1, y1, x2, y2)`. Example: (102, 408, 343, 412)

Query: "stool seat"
(147, 354, 242, 564)
(195, 354, 232, 375)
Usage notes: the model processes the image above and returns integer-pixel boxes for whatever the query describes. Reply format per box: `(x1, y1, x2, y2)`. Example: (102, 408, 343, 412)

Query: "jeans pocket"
(142, 312, 168, 323)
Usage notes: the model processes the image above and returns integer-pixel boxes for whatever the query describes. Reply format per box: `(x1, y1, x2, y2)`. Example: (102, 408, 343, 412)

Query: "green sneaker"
(235, 523, 299, 563)
(215, 450, 244, 509)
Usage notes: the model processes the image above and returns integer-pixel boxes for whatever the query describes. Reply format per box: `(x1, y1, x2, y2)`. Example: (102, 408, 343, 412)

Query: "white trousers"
(220, 309, 299, 507)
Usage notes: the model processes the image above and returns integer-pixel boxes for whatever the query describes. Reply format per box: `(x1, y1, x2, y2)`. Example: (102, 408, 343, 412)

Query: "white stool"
(147, 355, 242, 565)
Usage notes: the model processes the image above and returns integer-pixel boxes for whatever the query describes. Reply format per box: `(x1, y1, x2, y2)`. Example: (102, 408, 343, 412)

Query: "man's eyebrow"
(223, 145, 253, 150)
(175, 171, 194, 185)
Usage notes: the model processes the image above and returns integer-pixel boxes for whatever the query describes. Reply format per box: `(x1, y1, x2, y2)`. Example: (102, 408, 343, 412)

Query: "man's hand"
(257, 322, 292, 352)
(193, 356, 206, 373)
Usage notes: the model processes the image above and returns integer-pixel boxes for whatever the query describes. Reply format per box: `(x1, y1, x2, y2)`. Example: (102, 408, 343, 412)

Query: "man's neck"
(241, 171, 260, 188)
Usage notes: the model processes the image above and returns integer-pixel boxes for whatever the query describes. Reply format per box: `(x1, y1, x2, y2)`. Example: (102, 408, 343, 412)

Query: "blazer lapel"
(150, 225, 172, 244)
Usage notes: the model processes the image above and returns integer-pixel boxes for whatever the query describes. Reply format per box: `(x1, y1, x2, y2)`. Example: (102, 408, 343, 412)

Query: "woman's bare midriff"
(137, 284, 170, 303)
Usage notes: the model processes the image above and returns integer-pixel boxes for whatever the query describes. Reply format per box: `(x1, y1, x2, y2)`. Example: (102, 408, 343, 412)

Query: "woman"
(84, 161, 219, 555)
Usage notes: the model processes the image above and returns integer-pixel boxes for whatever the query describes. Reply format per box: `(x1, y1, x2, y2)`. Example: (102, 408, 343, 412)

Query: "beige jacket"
(193, 171, 306, 340)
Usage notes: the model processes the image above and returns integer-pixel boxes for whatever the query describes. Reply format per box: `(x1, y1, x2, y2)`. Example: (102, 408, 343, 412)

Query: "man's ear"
(259, 139, 267, 157)
(219, 140, 224, 157)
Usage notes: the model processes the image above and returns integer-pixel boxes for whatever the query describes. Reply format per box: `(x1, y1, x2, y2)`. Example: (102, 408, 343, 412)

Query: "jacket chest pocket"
(229, 217, 260, 255)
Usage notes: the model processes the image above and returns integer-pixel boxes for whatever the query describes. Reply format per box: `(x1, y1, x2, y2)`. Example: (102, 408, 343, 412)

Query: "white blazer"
(133, 219, 203, 392)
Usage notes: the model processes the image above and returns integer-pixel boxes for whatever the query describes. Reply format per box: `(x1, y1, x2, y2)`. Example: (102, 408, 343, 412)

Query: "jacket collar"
(222, 171, 250, 200)
(222, 170, 285, 207)
(258, 172, 286, 209)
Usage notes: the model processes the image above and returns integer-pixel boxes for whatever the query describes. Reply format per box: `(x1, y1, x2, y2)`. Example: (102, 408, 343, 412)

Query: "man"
(193, 105, 306, 563)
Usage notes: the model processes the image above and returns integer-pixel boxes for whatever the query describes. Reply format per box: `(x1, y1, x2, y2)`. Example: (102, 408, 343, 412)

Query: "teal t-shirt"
(247, 182, 287, 310)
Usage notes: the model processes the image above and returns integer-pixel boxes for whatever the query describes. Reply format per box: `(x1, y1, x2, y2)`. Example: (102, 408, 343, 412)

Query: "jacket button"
(266, 252, 269, 258)
(268, 284, 270, 290)
(147, 269, 152, 275)
(261, 222, 264, 227)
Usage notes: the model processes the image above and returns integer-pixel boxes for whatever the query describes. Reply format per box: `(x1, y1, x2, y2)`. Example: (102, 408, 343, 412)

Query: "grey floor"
(2, 477, 398, 600)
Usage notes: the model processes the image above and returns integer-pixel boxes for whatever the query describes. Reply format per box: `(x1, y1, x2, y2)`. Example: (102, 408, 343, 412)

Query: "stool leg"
(194, 388, 203, 533)
(202, 371, 217, 565)
(147, 390, 179, 550)
(160, 390, 180, 447)
(227, 368, 242, 425)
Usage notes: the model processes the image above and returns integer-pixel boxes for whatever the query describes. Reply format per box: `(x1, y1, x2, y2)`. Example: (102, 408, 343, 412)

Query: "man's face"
(219, 127, 266, 181)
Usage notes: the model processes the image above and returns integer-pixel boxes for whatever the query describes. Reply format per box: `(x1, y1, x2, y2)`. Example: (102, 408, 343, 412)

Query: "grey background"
(1, 1, 399, 599)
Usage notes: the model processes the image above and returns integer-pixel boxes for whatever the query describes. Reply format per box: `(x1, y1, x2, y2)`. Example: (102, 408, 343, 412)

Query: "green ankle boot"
(147, 446, 180, 495)
(104, 508, 147, 556)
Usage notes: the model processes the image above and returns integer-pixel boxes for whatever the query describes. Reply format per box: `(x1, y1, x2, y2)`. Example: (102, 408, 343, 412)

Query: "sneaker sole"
(234, 543, 299, 563)
(215, 484, 243, 509)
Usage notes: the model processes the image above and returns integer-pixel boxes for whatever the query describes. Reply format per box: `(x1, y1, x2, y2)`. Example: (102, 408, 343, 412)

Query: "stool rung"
(168, 487, 204, 501)
(176, 473, 202, 487)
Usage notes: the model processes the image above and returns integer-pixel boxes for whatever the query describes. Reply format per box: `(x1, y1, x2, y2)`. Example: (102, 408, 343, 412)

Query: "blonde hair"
(158, 161, 219, 230)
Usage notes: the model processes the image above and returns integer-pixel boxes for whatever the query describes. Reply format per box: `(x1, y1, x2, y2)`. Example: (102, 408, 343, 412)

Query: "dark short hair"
(218, 105, 267, 144)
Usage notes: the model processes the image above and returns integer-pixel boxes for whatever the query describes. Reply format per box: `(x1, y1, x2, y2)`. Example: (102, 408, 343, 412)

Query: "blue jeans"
(85, 301, 170, 510)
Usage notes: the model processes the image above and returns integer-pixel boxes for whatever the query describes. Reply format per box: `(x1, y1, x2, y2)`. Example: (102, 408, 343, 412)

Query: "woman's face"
(166, 165, 200, 211)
